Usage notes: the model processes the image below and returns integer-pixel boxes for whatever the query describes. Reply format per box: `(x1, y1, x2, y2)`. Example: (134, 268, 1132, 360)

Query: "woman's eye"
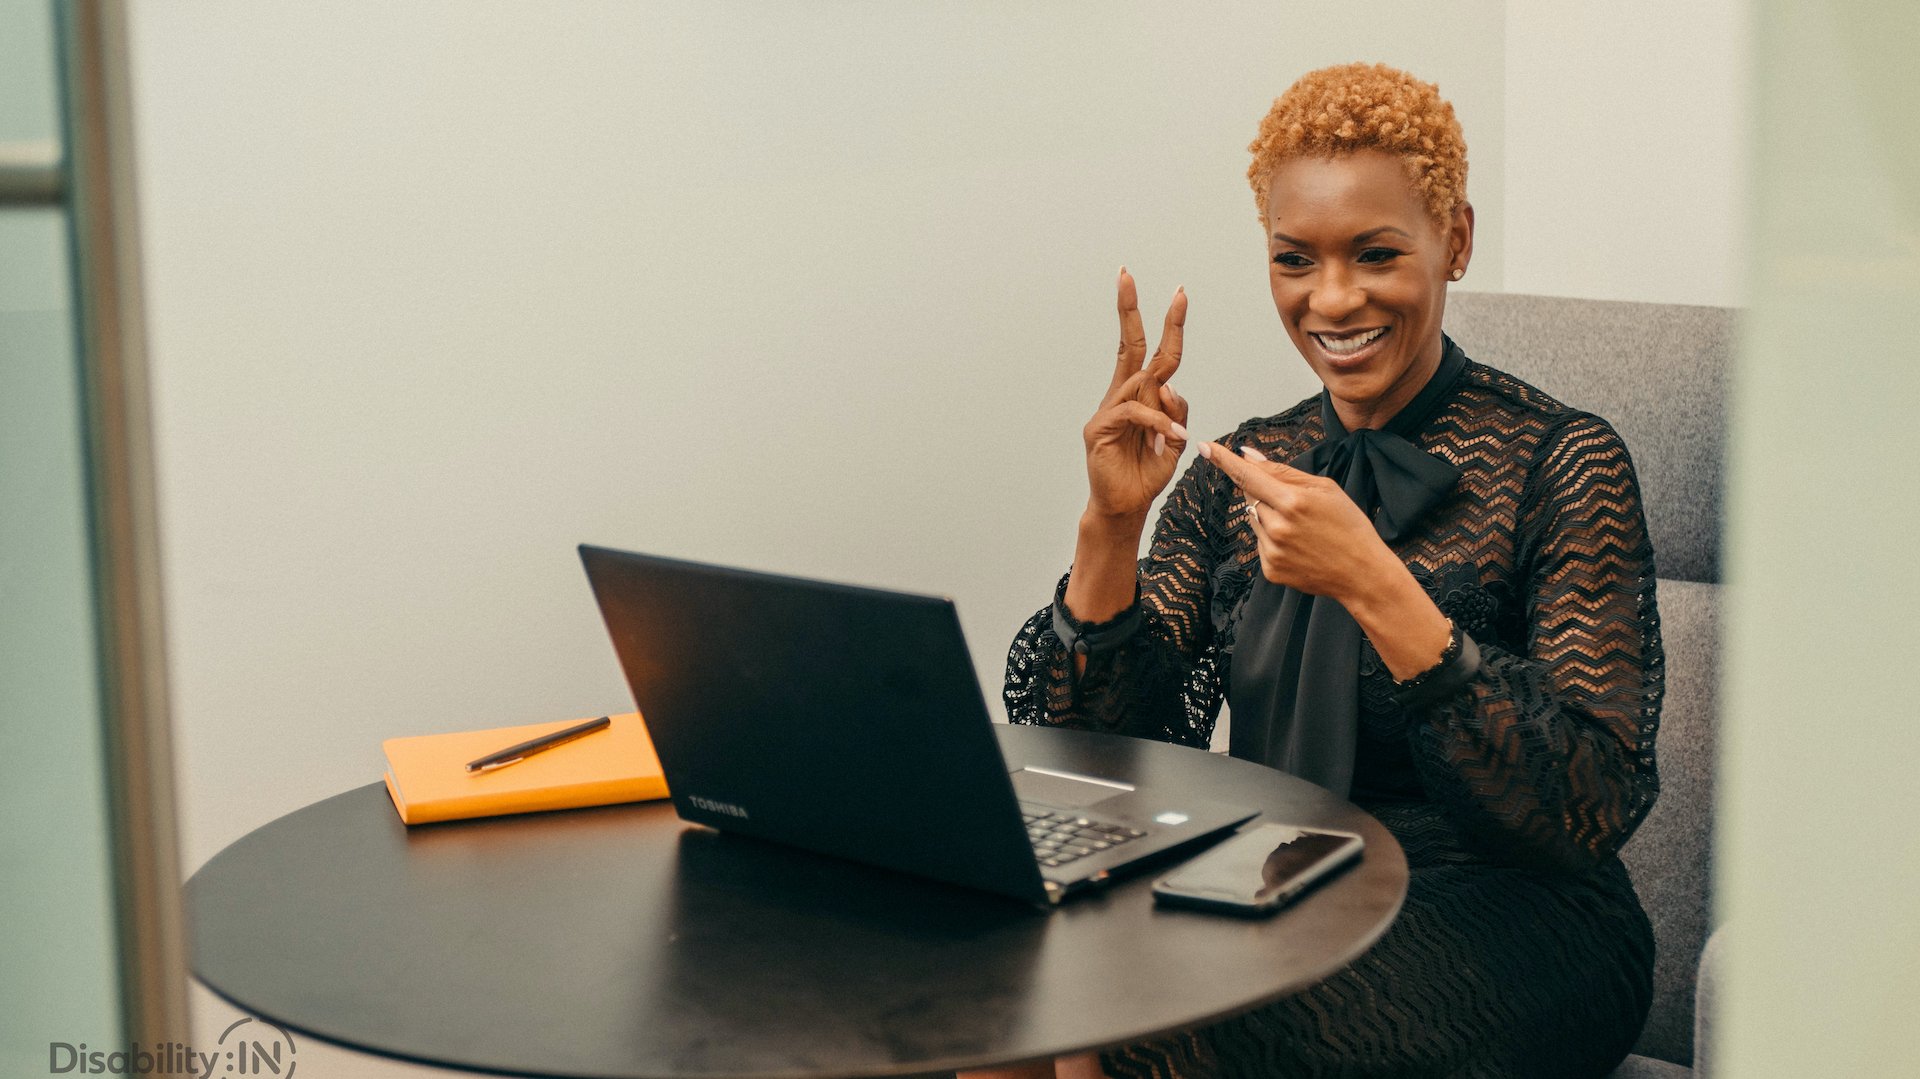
(1272, 252, 1311, 269)
(1357, 247, 1404, 264)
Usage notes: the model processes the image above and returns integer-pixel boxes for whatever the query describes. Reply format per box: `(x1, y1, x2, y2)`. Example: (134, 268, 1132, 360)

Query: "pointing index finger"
(1198, 441, 1292, 502)
(1237, 443, 1308, 474)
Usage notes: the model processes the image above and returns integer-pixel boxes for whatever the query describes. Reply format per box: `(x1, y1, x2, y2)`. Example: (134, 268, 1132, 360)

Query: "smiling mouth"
(1310, 327, 1389, 355)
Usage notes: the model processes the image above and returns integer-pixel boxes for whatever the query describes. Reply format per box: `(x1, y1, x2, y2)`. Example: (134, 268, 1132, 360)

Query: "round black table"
(187, 725, 1407, 1078)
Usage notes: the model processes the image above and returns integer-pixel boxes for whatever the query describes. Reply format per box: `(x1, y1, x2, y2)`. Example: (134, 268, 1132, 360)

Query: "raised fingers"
(1144, 286, 1187, 384)
(1107, 267, 1148, 400)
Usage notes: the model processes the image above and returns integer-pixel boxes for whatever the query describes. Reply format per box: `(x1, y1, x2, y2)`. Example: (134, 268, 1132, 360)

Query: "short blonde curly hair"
(1247, 62, 1467, 227)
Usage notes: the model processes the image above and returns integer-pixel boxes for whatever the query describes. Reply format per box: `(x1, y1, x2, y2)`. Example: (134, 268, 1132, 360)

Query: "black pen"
(465, 715, 612, 773)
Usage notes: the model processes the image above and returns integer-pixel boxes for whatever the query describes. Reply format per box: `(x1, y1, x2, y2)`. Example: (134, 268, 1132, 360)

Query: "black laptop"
(579, 544, 1259, 906)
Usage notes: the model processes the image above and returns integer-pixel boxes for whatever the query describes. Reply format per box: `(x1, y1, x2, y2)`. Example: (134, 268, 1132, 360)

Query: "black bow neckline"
(1290, 338, 1467, 540)
(1227, 335, 1469, 797)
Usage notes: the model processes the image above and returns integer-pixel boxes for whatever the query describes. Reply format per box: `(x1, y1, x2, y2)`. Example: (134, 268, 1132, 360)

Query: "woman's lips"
(1308, 326, 1391, 368)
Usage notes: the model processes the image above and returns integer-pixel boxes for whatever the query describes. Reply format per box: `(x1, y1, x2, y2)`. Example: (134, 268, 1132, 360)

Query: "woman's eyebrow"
(1353, 226, 1414, 243)
(1270, 226, 1416, 246)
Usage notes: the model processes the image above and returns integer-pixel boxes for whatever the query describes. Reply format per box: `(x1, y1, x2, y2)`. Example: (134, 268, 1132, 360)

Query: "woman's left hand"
(1198, 442, 1393, 603)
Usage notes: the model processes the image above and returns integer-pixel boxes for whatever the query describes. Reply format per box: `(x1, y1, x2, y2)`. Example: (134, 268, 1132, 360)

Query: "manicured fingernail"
(1171, 422, 1188, 440)
(1239, 445, 1268, 461)
(1153, 432, 1166, 457)
(1197, 442, 1213, 460)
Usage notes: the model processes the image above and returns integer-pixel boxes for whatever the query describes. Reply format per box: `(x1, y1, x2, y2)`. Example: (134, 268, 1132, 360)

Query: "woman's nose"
(1308, 267, 1365, 322)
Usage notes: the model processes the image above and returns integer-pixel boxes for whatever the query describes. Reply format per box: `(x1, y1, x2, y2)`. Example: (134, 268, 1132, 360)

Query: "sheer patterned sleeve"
(1410, 413, 1664, 873)
(1003, 456, 1229, 750)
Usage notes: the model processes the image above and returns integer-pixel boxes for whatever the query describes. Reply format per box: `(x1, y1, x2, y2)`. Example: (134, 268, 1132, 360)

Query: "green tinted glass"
(0, 0, 126, 1071)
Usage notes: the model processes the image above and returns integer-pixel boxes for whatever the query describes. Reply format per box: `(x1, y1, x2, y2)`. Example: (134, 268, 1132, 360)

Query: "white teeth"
(1314, 327, 1387, 355)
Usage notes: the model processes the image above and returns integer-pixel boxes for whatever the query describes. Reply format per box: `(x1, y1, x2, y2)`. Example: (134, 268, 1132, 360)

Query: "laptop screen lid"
(579, 544, 1051, 905)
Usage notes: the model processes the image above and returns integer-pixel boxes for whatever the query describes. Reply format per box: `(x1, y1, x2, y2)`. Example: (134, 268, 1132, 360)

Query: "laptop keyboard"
(1021, 807, 1146, 868)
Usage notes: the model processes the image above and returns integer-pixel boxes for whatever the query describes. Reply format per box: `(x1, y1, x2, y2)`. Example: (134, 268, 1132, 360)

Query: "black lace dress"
(1004, 356, 1662, 1079)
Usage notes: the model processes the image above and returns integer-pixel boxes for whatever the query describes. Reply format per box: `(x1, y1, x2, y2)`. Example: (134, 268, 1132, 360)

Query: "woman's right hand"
(1083, 268, 1190, 524)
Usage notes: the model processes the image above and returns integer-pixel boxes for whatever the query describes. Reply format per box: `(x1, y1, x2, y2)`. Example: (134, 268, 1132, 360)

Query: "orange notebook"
(381, 712, 669, 825)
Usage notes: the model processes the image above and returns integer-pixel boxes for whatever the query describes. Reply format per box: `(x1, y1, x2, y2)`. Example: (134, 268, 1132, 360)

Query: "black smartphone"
(1151, 822, 1365, 916)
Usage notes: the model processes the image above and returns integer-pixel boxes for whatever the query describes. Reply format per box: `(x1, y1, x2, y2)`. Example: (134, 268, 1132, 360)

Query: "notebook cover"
(381, 712, 668, 825)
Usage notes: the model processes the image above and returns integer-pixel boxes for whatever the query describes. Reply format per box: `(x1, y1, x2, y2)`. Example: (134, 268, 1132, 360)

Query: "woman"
(1001, 63, 1661, 1078)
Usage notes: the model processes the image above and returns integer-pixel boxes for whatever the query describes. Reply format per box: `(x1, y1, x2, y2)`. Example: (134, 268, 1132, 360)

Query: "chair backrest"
(1445, 291, 1728, 1066)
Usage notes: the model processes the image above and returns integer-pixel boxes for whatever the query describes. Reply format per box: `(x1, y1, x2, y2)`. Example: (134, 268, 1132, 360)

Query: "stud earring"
(1449, 268, 1463, 281)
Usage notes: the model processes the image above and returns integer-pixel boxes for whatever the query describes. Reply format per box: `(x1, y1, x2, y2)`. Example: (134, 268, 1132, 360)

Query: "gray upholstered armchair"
(1445, 293, 1726, 1077)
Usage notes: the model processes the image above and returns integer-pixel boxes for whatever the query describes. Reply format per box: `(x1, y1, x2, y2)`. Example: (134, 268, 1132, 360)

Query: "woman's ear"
(1447, 201, 1475, 280)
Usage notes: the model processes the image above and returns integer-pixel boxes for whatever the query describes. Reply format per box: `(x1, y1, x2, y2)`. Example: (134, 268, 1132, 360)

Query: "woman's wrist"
(1078, 504, 1149, 545)
(1342, 551, 1453, 681)
(1389, 619, 1482, 711)
(1065, 506, 1147, 623)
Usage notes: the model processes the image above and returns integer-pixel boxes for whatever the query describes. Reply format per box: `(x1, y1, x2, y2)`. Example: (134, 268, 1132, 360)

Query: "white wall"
(1503, 3, 1750, 307)
(131, 0, 1519, 875)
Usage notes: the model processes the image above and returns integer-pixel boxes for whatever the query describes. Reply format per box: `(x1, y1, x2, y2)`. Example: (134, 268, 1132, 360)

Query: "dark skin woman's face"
(1264, 149, 1473, 431)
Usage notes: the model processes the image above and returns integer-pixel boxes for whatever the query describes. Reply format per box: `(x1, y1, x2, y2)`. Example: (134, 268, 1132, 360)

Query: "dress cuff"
(1390, 619, 1482, 711)
(1049, 573, 1144, 657)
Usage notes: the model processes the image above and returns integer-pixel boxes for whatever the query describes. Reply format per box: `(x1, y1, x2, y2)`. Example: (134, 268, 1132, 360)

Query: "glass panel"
(0, 212, 124, 1073)
(1721, 2, 1920, 1075)
(0, 0, 60, 144)
(0, 0, 126, 1072)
